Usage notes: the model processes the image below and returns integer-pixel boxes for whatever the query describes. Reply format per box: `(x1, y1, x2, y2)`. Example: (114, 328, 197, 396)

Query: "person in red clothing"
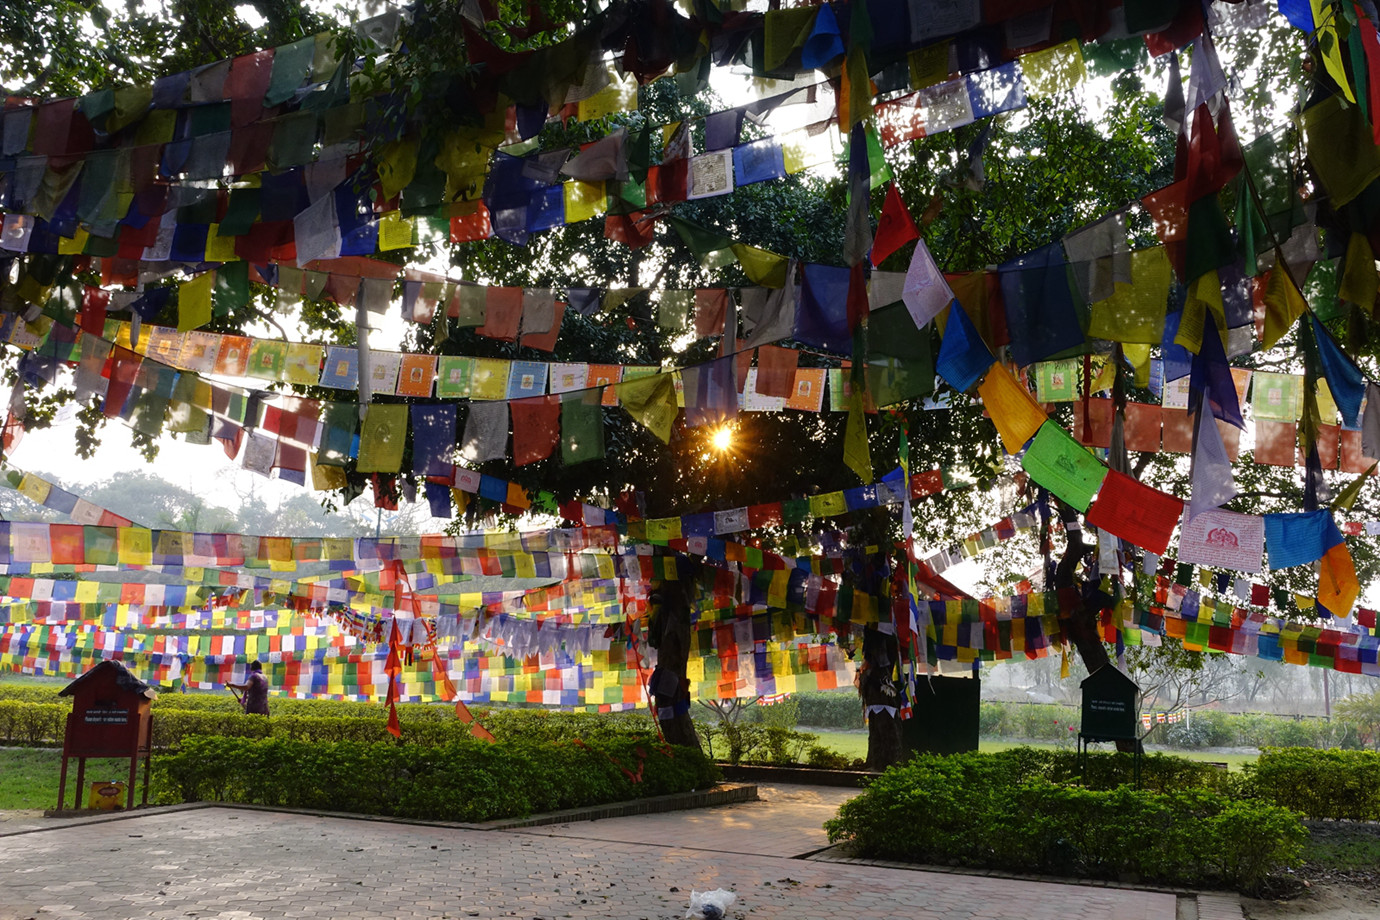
(228, 661, 270, 715)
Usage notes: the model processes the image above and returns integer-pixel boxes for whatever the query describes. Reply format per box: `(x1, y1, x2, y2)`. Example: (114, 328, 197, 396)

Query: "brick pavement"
(0, 787, 1190, 920)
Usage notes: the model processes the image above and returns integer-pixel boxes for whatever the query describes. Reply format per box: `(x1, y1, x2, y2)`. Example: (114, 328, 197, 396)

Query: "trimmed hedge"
(978, 700, 1364, 750)
(824, 751, 1305, 892)
(0, 697, 660, 748)
(1243, 747, 1380, 820)
(152, 735, 719, 822)
(0, 700, 66, 746)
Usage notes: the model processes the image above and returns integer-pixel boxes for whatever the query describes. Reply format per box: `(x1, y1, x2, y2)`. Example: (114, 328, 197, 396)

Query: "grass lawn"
(0, 748, 145, 811)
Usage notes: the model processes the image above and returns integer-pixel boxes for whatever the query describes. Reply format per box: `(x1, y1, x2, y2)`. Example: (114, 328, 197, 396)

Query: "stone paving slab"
(0, 803, 1180, 920)
(509, 783, 854, 858)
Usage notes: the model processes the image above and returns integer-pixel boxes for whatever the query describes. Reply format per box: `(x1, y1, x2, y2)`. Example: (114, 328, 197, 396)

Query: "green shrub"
(151, 735, 720, 822)
(0, 700, 67, 745)
(0, 698, 657, 750)
(824, 752, 1305, 892)
(695, 722, 817, 765)
(1244, 747, 1380, 820)
(794, 691, 864, 729)
(805, 744, 861, 770)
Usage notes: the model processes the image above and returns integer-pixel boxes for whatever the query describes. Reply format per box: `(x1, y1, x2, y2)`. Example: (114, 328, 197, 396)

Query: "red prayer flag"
(476, 287, 523, 342)
(1086, 469, 1184, 556)
(450, 204, 492, 242)
(755, 344, 799, 398)
(511, 395, 561, 466)
(605, 211, 657, 248)
(694, 289, 729, 337)
(1072, 397, 1114, 448)
(871, 183, 921, 267)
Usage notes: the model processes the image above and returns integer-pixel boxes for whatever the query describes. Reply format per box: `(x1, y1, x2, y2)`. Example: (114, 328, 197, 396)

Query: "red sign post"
(56, 661, 156, 811)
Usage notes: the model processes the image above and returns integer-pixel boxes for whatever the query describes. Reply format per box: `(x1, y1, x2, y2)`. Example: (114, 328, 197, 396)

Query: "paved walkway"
(0, 785, 1198, 920)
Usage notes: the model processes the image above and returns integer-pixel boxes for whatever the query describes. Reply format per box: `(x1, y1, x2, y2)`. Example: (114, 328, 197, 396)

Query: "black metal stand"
(1077, 732, 1143, 788)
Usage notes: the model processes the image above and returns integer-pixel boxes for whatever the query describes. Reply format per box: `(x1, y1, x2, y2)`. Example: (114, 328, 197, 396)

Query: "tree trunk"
(859, 625, 903, 769)
(1052, 500, 1141, 754)
(647, 574, 701, 751)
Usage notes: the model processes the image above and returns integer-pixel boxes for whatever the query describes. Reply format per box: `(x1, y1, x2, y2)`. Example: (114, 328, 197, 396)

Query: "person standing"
(229, 661, 270, 716)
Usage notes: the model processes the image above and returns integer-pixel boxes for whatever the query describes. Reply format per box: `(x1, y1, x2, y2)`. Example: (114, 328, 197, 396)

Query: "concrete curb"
(0, 802, 213, 838)
(0, 784, 759, 837)
(806, 843, 1243, 900)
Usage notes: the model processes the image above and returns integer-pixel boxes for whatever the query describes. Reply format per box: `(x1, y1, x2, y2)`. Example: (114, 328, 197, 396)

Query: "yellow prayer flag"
(1124, 343, 1152, 387)
(117, 527, 153, 565)
(378, 139, 418, 201)
(17, 473, 50, 505)
(178, 272, 214, 333)
(578, 70, 638, 121)
(1315, 11, 1357, 104)
(469, 358, 509, 400)
(378, 212, 415, 251)
(615, 372, 678, 444)
(1020, 39, 1086, 98)
(908, 43, 949, 89)
(1340, 232, 1378, 308)
(731, 243, 789, 288)
(205, 223, 239, 262)
(264, 536, 294, 572)
(356, 403, 408, 472)
(843, 389, 872, 483)
(58, 228, 89, 255)
(1262, 262, 1308, 349)
(977, 364, 1047, 454)
(564, 179, 607, 223)
(310, 453, 347, 491)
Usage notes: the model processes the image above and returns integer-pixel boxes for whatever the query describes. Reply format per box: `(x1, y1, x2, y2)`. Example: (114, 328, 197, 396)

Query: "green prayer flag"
(561, 391, 605, 465)
(266, 36, 317, 107)
(84, 527, 118, 566)
(213, 261, 249, 315)
(125, 391, 169, 437)
(657, 291, 692, 333)
(267, 111, 319, 169)
(669, 216, 736, 269)
(1183, 197, 1236, 285)
(1021, 421, 1108, 512)
(220, 188, 262, 237)
(1034, 359, 1079, 403)
(454, 287, 486, 327)
(866, 302, 934, 406)
(245, 339, 287, 380)
(356, 403, 408, 472)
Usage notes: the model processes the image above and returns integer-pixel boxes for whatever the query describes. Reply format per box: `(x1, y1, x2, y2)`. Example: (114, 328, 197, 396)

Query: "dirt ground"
(1243, 882, 1380, 920)
(1243, 822, 1380, 920)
